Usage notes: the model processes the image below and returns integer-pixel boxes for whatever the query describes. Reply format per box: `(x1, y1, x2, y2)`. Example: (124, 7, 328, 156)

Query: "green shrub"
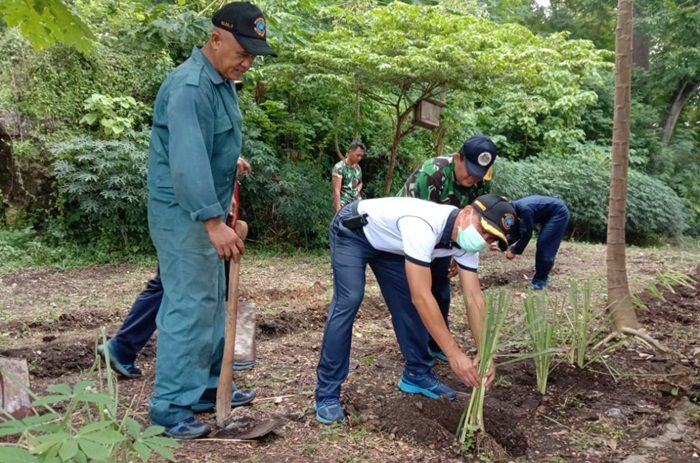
(51, 134, 149, 249)
(240, 132, 333, 248)
(492, 149, 688, 243)
(79, 94, 152, 138)
(0, 31, 169, 131)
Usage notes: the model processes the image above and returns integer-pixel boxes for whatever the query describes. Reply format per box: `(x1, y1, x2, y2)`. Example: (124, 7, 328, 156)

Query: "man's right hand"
(203, 218, 244, 260)
(447, 350, 481, 388)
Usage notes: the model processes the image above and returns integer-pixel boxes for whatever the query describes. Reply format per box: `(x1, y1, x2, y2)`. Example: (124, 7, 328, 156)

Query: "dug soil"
(1, 247, 698, 462)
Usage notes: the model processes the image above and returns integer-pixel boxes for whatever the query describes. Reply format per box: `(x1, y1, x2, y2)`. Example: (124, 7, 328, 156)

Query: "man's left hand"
(447, 259, 458, 278)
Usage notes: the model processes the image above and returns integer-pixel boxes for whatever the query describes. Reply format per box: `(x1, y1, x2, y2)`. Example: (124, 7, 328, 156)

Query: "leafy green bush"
(80, 94, 152, 138)
(240, 131, 332, 248)
(492, 149, 688, 243)
(51, 134, 149, 249)
(0, 31, 169, 131)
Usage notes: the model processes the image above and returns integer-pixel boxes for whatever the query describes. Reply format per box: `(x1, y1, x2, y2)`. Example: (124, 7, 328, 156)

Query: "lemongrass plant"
(565, 280, 593, 368)
(523, 291, 558, 394)
(457, 290, 511, 445)
(564, 280, 620, 371)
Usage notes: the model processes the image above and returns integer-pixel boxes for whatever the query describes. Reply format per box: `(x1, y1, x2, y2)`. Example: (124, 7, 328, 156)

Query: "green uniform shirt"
(332, 160, 362, 206)
(398, 156, 491, 207)
(147, 46, 241, 226)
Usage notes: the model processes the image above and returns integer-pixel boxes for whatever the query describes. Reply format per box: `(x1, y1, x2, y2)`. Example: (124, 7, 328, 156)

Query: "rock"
(606, 407, 625, 420)
(621, 455, 649, 463)
(415, 401, 423, 411)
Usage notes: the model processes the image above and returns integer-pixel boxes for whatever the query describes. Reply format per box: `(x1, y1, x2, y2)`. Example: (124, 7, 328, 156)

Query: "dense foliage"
(492, 153, 688, 243)
(0, 0, 697, 252)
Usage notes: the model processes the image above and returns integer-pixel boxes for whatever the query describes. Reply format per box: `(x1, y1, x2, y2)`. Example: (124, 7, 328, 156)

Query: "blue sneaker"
(233, 360, 255, 371)
(529, 281, 547, 290)
(398, 370, 456, 400)
(315, 398, 345, 424)
(163, 416, 211, 439)
(97, 341, 142, 379)
(430, 349, 449, 362)
(192, 387, 256, 413)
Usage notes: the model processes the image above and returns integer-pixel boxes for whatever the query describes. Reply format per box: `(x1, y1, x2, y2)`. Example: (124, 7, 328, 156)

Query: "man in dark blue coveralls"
(505, 195, 570, 290)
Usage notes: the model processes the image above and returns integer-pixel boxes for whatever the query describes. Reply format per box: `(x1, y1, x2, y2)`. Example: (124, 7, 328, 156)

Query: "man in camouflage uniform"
(399, 135, 497, 360)
(332, 142, 365, 212)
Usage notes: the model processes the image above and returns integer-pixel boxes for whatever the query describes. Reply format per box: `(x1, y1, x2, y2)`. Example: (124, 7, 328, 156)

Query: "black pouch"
(342, 213, 368, 230)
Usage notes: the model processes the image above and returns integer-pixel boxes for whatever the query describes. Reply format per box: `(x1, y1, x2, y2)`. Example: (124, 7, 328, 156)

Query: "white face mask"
(456, 210, 487, 253)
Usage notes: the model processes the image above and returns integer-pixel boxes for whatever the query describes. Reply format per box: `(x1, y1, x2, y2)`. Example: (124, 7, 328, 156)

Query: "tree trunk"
(383, 104, 414, 195)
(433, 87, 448, 156)
(354, 91, 361, 141)
(607, 0, 640, 331)
(661, 81, 699, 145)
(383, 126, 402, 196)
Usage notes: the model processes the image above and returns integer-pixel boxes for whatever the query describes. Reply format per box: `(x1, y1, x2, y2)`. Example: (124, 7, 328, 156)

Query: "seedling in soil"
(457, 290, 511, 445)
(523, 291, 559, 395)
(645, 266, 695, 302)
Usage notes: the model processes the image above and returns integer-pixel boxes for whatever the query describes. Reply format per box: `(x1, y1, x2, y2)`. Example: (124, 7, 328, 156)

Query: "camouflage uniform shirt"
(398, 156, 491, 207)
(332, 160, 363, 206)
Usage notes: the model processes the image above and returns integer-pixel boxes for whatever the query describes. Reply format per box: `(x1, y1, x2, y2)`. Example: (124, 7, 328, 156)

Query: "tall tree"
(607, 0, 639, 332)
(288, 2, 609, 194)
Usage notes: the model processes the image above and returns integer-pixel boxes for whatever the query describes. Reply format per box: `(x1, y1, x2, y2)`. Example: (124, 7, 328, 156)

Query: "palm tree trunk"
(607, 0, 640, 331)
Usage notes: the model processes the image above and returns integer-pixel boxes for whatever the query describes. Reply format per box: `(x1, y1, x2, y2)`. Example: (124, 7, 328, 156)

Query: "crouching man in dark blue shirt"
(505, 195, 570, 290)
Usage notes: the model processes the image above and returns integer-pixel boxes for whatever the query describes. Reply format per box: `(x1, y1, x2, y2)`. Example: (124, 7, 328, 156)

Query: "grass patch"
(0, 228, 155, 275)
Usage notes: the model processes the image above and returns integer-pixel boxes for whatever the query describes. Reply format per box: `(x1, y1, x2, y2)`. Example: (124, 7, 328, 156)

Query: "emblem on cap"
(254, 17, 266, 37)
(501, 213, 515, 231)
(477, 152, 492, 167)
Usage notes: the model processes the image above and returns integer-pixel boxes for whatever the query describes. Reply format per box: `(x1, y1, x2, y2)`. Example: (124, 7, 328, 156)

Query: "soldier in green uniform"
(399, 135, 497, 360)
(332, 142, 365, 212)
(146, 2, 276, 439)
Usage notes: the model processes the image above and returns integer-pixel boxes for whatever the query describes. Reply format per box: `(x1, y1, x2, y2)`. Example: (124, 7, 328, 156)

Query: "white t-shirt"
(356, 197, 479, 271)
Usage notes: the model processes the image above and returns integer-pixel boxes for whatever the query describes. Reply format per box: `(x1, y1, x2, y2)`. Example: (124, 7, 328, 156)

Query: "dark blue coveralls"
(510, 195, 570, 288)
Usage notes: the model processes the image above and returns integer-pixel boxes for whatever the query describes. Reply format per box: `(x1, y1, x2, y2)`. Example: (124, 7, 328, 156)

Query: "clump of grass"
(457, 290, 511, 445)
(565, 280, 596, 368)
(523, 291, 558, 394)
(563, 281, 623, 375)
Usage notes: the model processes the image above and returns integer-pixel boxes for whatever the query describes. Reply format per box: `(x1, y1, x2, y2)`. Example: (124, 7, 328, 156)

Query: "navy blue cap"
(212, 2, 277, 57)
(459, 135, 497, 178)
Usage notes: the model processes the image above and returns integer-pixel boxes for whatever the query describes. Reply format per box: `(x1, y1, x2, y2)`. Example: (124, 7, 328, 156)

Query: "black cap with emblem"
(459, 135, 497, 179)
(212, 2, 277, 57)
(471, 194, 517, 252)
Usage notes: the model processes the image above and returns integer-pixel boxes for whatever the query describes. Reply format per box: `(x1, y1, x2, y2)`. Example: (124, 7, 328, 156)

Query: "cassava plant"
(457, 290, 511, 445)
(523, 291, 558, 395)
(0, 334, 179, 463)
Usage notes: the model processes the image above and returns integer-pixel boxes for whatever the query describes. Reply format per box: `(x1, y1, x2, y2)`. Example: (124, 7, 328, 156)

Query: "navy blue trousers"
(316, 202, 434, 402)
(428, 256, 451, 353)
(532, 207, 570, 286)
(110, 261, 239, 364)
(111, 269, 161, 363)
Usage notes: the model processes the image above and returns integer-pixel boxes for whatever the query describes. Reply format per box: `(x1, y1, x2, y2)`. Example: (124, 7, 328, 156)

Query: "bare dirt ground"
(1, 242, 699, 462)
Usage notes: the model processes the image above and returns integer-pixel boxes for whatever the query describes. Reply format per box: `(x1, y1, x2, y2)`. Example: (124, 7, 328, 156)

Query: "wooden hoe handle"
(216, 220, 248, 428)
